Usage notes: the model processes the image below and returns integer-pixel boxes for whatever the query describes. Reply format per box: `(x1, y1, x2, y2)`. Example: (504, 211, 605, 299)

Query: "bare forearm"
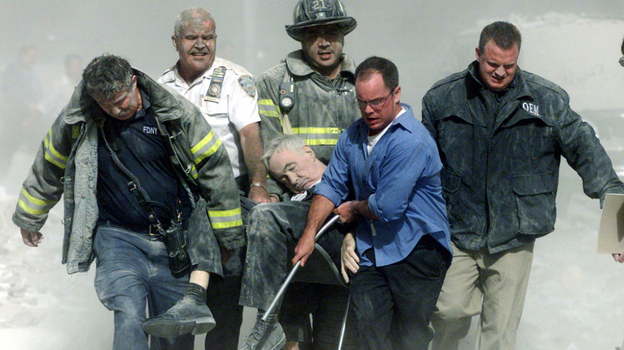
(302, 195, 336, 242)
(294, 194, 336, 266)
(239, 123, 272, 202)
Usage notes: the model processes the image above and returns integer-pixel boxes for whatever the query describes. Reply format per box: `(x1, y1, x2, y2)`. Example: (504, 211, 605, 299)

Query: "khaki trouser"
(430, 241, 534, 350)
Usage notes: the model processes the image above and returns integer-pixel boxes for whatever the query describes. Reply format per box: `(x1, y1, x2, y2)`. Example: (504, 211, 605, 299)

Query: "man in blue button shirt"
(295, 56, 453, 349)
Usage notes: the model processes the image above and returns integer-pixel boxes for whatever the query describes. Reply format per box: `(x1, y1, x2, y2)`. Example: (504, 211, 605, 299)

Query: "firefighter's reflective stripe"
(208, 207, 243, 229)
(43, 131, 68, 170)
(17, 188, 58, 216)
(291, 127, 342, 146)
(258, 99, 281, 119)
(188, 130, 223, 179)
(191, 130, 222, 165)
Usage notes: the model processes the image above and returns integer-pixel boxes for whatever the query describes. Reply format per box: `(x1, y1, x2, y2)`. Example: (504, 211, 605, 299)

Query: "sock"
(184, 283, 207, 304)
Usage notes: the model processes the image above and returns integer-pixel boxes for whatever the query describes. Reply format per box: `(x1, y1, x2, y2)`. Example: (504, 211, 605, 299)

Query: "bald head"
(174, 7, 216, 37)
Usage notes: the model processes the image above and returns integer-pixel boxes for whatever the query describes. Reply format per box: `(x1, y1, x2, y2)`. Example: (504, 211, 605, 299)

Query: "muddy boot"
(239, 312, 286, 350)
(142, 284, 215, 338)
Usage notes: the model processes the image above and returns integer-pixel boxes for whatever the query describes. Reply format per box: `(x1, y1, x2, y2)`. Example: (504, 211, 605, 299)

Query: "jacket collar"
(63, 69, 184, 125)
(159, 57, 223, 87)
(466, 60, 532, 102)
(358, 103, 415, 137)
(285, 50, 356, 78)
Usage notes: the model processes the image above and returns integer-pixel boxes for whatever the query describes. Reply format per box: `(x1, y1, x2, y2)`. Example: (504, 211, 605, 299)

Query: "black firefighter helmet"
(285, 0, 358, 41)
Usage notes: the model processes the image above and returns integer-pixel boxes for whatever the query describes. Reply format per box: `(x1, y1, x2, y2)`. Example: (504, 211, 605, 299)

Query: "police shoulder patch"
(238, 75, 256, 98)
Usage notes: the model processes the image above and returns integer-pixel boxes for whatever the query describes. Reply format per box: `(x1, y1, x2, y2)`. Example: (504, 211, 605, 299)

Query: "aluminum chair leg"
(337, 293, 351, 350)
(262, 215, 340, 321)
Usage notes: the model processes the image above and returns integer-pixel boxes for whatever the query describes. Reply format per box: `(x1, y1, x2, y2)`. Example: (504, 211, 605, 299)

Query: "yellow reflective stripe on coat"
(186, 163, 200, 180)
(291, 127, 342, 146)
(17, 188, 57, 215)
(43, 131, 68, 169)
(258, 99, 281, 119)
(191, 130, 222, 166)
(208, 207, 243, 229)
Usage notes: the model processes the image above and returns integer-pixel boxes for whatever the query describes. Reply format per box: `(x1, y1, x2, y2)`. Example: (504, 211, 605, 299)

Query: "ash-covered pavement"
(0, 157, 623, 350)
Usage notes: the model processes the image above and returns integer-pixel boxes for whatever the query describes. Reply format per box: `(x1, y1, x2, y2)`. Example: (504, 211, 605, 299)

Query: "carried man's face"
(268, 146, 320, 194)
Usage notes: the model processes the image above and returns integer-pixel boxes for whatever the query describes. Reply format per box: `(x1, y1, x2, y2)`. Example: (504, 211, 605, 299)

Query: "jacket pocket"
(512, 174, 556, 235)
(441, 168, 461, 194)
(441, 169, 462, 224)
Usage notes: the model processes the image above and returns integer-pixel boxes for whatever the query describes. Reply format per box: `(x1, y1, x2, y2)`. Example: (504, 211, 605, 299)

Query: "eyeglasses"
(356, 88, 395, 111)
(619, 56, 624, 67)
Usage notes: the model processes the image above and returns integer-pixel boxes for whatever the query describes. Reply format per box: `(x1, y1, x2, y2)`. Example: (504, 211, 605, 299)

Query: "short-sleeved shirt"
(158, 57, 260, 179)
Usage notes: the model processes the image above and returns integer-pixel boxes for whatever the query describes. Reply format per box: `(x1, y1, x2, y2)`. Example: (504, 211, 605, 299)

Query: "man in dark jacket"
(422, 21, 624, 350)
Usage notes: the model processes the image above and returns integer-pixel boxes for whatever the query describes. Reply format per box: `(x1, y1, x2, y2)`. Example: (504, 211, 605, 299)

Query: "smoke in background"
(1, 1, 624, 349)
(1, 0, 623, 111)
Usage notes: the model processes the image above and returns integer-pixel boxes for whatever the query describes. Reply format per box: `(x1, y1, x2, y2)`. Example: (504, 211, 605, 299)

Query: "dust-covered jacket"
(422, 61, 624, 254)
(256, 50, 360, 165)
(13, 69, 244, 274)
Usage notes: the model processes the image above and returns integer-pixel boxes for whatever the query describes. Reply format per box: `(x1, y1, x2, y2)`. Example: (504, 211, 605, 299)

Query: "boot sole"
(270, 332, 286, 350)
(142, 316, 216, 338)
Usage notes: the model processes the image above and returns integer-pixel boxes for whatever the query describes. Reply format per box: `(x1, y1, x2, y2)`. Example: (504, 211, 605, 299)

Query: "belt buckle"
(148, 224, 162, 240)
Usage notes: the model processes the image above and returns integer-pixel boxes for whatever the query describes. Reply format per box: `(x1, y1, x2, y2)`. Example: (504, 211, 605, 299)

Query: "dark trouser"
(350, 235, 450, 350)
(203, 194, 254, 350)
(280, 282, 360, 350)
(239, 200, 359, 348)
(204, 247, 245, 350)
(93, 224, 194, 350)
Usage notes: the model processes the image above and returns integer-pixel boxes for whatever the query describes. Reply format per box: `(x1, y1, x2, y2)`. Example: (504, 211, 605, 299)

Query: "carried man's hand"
(21, 228, 43, 247)
(340, 232, 359, 283)
(248, 185, 273, 203)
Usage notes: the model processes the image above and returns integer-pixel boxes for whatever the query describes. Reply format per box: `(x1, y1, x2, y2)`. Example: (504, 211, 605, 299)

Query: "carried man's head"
(262, 135, 326, 194)
(286, 0, 357, 79)
(355, 56, 402, 136)
(475, 21, 522, 92)
(83, 54, 141, 121)
(172, 7, 217, 83)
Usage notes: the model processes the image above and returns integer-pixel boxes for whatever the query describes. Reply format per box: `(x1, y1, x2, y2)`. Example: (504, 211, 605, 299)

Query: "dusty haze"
(1, 1, 624, 349)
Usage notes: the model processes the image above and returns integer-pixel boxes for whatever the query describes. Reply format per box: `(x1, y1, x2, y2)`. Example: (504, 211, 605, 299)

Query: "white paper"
(597, 193, 624, 253)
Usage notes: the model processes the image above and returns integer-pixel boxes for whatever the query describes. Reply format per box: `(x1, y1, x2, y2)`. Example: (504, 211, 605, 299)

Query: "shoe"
(142, 299, 216, 338)
(239, 318, 286, 350)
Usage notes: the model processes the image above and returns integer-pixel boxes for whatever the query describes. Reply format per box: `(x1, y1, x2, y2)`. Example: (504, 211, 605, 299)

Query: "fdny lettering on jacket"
(143, 126, 158, 135)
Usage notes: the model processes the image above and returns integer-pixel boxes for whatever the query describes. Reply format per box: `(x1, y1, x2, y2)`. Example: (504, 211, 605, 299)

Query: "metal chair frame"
(262, 216, 351, 349)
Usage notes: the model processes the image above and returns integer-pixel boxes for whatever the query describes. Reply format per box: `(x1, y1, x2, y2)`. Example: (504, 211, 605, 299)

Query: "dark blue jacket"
(422, 61, 624, 253)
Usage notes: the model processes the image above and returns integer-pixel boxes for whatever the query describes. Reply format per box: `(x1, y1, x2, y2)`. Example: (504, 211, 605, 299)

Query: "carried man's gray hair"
(261, 135, 308, 169)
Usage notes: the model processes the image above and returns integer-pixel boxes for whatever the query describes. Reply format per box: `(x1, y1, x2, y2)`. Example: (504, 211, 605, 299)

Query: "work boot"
(142, 284, 215, 338)
(239, 312, 286, 350)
